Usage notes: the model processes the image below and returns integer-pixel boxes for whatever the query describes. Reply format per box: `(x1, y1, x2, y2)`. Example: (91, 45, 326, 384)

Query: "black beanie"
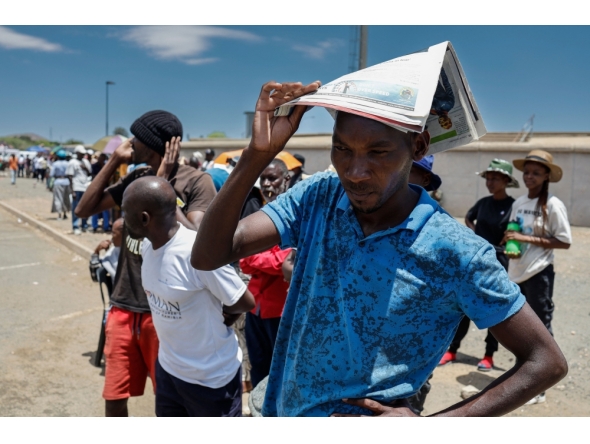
(130, 110, 183, 157)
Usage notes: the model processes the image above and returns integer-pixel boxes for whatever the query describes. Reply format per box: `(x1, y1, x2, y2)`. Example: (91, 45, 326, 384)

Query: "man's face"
(205, 152, 214, 161)
(130, 138, 153, 165)
(76, 152, 85, 160)
(260, 163, 289, 202)
(331, 113, 420, 214)
(408, 165, 432, 189)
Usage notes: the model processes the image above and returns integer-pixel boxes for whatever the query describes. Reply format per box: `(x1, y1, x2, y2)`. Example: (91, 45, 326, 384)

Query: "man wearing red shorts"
(76, 110, 216, 416)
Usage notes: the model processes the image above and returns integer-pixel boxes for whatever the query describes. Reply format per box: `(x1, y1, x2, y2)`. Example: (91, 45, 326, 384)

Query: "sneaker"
(73, 228, 82, 235)
(438, 351, 457, 366)
(477, 355, 494, 372)
(525, 393, 546, 405)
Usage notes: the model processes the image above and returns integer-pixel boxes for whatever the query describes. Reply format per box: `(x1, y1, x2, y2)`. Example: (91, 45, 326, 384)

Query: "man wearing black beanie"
(76, 110, 217, 417)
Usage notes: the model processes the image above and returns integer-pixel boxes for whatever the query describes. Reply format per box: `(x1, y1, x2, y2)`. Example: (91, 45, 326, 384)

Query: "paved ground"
(0, 173, 112, 253)
(0, 206, 155, 416)
(1, 173, 589, 416)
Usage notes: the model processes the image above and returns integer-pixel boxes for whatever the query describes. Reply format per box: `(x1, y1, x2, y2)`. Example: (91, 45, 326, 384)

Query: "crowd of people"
(7, 81, 572, 417)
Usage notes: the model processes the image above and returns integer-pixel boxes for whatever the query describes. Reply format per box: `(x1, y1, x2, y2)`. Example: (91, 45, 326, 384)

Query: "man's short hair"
(269, 158, 289, 176)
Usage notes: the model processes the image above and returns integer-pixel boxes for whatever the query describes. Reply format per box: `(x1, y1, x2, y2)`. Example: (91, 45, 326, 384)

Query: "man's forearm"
(432, 306, 567, 416)
(75, 156, 122, 218)
(432, 356, 565, 417)
(191, 147, 274, 270)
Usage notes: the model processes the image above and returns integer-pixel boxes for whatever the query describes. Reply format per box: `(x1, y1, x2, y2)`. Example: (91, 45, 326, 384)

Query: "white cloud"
(291, 38, 344, 59)
(185, 58, 219, 65)
(121, 26, 261, 65)
(0, 26, 65, 52)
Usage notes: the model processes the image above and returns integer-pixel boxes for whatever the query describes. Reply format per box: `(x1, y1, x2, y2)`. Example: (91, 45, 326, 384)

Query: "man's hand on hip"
(331, 398, 420, 417)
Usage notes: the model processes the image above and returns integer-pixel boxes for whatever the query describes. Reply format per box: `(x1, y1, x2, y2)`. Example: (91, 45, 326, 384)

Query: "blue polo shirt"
(260, 172, 525, 417)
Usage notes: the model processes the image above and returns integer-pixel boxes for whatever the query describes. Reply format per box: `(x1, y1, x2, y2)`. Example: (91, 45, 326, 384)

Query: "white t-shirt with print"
(507, 194, 572, 284)
(141, 224, 246, 388)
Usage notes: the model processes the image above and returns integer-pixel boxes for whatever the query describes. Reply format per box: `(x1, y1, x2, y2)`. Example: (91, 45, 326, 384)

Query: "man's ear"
(141, 211, 151, 227)
(413, 130, 431, 161)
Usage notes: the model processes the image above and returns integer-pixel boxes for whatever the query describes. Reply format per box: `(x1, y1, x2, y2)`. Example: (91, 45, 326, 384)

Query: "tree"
(113, 127, 129, 137)
(207, 131, 227, 138)
(64, 138, 84, 145)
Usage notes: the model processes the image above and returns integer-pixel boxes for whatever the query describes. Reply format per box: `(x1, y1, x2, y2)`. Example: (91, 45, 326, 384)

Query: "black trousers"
(245, 312, 281, 388)
(449, 316, 499, 356)
(155, 359, 242, 417)
(518, 264, 555, 335)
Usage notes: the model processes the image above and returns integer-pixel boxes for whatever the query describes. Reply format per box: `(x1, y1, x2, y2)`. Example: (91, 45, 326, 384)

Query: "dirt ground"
(0, 175, 588, 416)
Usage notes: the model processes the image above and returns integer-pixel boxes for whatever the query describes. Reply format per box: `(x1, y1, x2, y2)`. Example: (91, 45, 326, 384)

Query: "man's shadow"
(82, 351, 105, 377)
(456, 372, 497, 390)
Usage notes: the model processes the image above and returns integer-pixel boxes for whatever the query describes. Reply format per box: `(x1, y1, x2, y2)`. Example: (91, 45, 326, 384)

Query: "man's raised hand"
(112, 138, 134, 164)
(249, 81, 321, 157)
(157, 136, 181, 180)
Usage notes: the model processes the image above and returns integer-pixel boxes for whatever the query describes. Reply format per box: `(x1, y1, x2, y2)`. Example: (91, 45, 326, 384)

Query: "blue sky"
(1, 25, 589, 144)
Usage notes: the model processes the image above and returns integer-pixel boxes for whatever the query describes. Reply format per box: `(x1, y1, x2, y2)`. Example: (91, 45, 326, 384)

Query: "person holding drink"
(503, 150, 572, 405)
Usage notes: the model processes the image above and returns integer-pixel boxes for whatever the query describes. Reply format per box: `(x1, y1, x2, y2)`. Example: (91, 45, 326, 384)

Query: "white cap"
(192, 151, 204, 161)
(74, 145, 86, 154)
(86, 148, 94, 155)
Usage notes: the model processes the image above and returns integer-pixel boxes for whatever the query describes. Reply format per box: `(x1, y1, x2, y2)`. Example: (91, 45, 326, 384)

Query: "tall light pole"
(105, 81, 115, 136)
(359, 25, 368, 70)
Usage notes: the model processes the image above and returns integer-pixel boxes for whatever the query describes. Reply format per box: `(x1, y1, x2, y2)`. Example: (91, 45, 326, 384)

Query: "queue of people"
(47, 82, 570, 417)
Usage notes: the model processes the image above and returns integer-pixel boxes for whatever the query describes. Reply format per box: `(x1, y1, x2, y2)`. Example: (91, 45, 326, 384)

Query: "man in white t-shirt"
(121, 175, 255, 417)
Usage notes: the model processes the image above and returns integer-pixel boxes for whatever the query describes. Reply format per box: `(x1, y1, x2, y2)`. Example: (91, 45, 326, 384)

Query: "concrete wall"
(180, 134, 590, 227)
(435, 137, 590, 226)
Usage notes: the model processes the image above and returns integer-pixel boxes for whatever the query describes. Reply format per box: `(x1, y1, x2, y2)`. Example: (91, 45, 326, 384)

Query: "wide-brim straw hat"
(513, 149, 563, 183)
(477, 158, 519, 188)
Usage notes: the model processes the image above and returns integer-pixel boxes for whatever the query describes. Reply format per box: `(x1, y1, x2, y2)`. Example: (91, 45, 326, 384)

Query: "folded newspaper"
(275, 41, 486, 154)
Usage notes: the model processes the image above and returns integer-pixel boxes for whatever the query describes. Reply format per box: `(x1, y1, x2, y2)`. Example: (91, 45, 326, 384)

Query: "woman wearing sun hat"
(504, 150, 572, 405)
(439, 159, 519, 372)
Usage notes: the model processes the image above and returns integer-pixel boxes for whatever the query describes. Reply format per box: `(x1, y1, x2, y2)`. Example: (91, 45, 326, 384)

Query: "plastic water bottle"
(504, 221, 522, 259)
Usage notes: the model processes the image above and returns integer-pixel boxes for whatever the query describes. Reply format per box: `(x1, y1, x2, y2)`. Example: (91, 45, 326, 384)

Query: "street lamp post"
(105, 81, 115, 136)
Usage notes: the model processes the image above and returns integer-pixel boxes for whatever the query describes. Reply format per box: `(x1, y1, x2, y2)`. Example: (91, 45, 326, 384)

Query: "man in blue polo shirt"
(191, 81, 567, 417)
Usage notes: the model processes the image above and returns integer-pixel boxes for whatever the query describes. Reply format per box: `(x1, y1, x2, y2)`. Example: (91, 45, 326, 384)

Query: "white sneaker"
(525, 393, 546, 405)
(73, 228, 82, 235)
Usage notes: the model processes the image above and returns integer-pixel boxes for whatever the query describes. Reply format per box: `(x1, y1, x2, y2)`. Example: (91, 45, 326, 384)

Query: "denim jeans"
(71, 191, 88, 230)
(92, 210, 111, 231)
(10, 169, 17, 184)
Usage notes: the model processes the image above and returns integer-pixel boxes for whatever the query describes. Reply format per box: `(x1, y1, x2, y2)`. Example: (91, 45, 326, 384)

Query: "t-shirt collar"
(336, 183, 438, 236)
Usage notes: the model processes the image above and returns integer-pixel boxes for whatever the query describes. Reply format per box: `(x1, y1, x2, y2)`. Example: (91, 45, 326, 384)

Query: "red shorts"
(102, 307, 159, 401)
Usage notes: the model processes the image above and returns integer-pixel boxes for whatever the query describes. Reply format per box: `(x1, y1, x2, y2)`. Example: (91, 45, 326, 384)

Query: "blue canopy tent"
(27, 145, 50, 153)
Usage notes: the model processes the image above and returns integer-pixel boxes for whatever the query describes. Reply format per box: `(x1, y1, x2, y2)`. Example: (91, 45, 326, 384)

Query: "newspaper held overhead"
(275, 41, 486, 154)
